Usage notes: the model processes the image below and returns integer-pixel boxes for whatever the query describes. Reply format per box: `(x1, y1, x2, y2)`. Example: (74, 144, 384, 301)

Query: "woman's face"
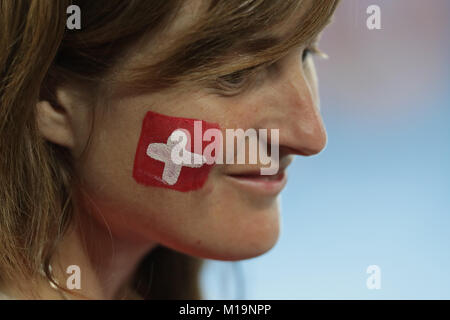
(72, 1, 327, 260)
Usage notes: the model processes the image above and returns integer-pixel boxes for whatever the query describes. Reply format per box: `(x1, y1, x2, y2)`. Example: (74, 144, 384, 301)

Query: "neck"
(50, 211, 157, 300)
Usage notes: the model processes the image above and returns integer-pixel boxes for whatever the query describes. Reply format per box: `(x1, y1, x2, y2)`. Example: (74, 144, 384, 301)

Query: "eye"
(218, 69, 249, 88)
(302, 47, 314, 62)
(302, 44, 327, 63)
(214, 66, 260, 95)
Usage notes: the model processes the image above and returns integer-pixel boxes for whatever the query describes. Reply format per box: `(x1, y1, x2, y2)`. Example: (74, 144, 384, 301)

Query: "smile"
(225, 170, 288, 196)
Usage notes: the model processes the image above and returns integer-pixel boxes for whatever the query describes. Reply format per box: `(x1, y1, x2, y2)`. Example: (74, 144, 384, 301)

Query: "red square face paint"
(133, 110, 221, 192)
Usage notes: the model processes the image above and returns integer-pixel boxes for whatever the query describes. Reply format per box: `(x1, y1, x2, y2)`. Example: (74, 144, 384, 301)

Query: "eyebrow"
(233, 13, 334, 56)
(234, 32, 320, 57)
(239, 36, 283, 54)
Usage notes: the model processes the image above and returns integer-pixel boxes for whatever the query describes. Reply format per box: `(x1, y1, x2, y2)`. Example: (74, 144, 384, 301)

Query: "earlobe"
(36, 100, 76, 148)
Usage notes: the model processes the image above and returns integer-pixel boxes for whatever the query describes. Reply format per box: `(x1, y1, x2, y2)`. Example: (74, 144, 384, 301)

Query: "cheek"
(75, 101, 280, 260)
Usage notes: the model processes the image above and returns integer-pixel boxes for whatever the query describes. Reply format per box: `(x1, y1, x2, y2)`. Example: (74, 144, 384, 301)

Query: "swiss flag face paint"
(133, 110, 220, 192)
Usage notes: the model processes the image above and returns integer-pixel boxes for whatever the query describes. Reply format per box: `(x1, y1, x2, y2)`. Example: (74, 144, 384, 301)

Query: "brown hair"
(0, 0, 339, 299)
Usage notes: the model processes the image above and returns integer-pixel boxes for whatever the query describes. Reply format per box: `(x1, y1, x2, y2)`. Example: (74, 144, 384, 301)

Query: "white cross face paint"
(146, 130, 206, 185)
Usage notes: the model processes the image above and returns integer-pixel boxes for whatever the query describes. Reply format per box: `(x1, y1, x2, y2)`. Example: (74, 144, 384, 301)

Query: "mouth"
(224, 170, 288, 196)
(223, 156, 293, 196)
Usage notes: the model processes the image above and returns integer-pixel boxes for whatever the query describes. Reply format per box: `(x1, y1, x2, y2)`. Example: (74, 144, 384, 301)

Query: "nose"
(265, 54, 328, 157)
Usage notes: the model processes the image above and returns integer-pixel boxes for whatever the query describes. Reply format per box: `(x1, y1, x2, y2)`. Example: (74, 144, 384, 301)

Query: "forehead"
(115, 1, 204, 69)
(138, 1, 206, 57)
(267, 0, 314, 38)
(130, 0, 315, 61)
(170, 0, 313, 34)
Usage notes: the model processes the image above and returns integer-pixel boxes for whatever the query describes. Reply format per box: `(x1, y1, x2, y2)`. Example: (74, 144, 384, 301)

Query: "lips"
(225, 164, 287, 197)
(225, 170, 287, 196)
(223, 156, 292, 195)
(227, 172, 285, 181)
(225, 156, 292, 176)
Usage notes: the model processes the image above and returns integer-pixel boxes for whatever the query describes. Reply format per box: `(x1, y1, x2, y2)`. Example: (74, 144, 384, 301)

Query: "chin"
(168, 204, 281, 262)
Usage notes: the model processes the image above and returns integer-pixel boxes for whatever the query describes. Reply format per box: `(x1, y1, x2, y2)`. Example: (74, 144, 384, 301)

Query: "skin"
(32, 0, 328, 299)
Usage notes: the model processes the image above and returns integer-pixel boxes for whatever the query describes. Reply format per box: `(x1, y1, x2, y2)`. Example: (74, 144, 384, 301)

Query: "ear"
(36, 87, 90, 150)
(36, 99, 75, 148)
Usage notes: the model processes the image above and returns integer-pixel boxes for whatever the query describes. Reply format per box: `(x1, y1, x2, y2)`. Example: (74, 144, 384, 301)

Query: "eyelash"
(214, 45, 322, 95)
(302, 47, 314, 62)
